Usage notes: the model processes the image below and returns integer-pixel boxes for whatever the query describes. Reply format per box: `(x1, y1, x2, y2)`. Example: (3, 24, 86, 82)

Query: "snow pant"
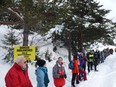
(94, 59, 98, 71)
(82, 63, 86, 71)
(78, 69, 87, 81)
(71, 73, 78, 87)
(98, 58, 100, 64)
(87, 62, 93, 73)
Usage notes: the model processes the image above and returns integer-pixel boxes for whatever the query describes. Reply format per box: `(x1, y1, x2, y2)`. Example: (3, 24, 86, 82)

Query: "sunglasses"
(24, 61, 27, 64)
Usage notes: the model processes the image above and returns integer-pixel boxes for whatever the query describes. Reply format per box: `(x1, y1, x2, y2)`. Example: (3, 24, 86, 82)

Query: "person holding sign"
(5, 55, 33, 87)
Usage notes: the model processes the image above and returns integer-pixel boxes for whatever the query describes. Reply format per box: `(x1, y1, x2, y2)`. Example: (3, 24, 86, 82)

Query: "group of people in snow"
(71, 48, 113, 87)
(4, 48, 114, 87)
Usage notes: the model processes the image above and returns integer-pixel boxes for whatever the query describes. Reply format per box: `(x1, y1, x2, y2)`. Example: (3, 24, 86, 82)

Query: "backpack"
(68, 60, 74, 70)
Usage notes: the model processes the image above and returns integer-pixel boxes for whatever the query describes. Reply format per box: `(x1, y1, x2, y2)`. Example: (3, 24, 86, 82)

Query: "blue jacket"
(35, 67, 49, 87)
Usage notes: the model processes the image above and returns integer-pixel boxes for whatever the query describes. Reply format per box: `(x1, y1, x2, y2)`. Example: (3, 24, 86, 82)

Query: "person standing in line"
(115, 48, 116, 52)
(80, 53, 87, 71)
(87, 50, 94, 73)
(35, 59, 49, 87)
(71, 55, 79, 87)
(53, 57, 67, 87)
(109, 48, 113, 54)
(77, 53, 87, 81)
(100, 51, 104, 63)
(93, 51, 99, 71)
(5, 55, 33, 87)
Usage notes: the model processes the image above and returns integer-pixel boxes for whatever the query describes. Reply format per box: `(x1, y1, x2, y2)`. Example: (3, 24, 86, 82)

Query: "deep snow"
(1, 47, 116, 87)
(0, 25, 116, 87)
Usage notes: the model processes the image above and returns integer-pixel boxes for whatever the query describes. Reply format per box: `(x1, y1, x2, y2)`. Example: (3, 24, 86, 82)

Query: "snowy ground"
(30, 52, 116, 87)
(1, 25, 116, 87)
(1, 49, 116, 87)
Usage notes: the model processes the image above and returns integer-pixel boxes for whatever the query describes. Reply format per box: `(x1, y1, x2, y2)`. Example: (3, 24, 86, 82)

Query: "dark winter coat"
(5, 63, 33, 87)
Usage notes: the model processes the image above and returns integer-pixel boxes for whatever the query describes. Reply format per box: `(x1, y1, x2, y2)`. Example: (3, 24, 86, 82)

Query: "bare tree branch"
(7, 8, 24, 22)
(0, 21, 19, 25)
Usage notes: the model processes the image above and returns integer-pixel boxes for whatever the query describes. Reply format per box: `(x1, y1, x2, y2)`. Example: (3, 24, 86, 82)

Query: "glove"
(64, 74, 67, 79)
(60, 75, 64, 78)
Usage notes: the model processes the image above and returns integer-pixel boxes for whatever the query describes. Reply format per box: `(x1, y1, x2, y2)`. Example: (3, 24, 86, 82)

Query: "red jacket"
(5, 63, 33, 87)
(72, 60, 79, 74)
(53, 64, 66, 87)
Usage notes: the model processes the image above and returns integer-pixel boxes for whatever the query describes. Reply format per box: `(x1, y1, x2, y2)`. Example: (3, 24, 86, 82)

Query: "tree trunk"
(23, 26, 29, 46)
(78, 28, 83, 52)
(78, 16, 83, 52)
(68, 32, 71, 62)
(80, 28, 83, 51)
(68, 46, 71, 61)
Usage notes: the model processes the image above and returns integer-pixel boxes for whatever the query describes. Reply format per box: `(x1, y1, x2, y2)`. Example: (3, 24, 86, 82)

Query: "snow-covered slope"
(1, 25, 116, 87)
(79, 53, 116, 87)
(1, 49, 116, 87)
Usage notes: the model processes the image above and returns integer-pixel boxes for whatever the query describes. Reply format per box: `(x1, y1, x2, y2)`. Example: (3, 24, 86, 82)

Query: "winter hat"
(36, 59, 46, 67)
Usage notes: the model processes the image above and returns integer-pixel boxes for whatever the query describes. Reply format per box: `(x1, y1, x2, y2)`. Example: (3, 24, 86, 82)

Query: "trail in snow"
(1, 52, 116, 87)
(79, 53, 116, 87)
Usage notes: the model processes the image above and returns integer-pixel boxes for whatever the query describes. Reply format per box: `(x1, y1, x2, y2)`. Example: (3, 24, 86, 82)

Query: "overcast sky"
(97, 0, 116, 21)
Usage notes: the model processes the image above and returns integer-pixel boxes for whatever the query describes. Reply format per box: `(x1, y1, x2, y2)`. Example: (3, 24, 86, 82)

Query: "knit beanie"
(36, 59, 46, 67)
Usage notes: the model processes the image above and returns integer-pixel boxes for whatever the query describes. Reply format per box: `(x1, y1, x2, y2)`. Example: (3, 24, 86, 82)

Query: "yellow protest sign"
(14, 46, 36, 60)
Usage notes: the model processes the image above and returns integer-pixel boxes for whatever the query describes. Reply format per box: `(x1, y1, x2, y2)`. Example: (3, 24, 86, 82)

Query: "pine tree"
(52, 0, 116, 60)
(45, 49, 52, 62)
(1, 30, 20, 63)
(0, 0, 64, 46)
